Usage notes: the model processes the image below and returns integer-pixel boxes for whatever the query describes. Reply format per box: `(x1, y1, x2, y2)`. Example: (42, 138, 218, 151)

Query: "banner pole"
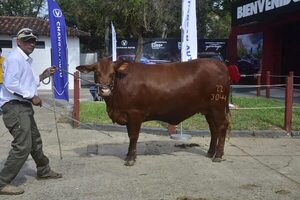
(170, 0, 196, 141)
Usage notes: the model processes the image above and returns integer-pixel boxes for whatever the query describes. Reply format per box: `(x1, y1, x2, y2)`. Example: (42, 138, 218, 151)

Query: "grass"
(79, 96, 300, 131)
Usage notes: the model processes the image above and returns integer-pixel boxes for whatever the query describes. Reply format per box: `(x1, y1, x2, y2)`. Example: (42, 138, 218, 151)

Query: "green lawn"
(79, 96, 300, 131)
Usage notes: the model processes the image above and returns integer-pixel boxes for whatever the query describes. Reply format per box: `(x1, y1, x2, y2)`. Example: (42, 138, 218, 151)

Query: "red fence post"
(256, 73, 261, 97)
(73, 71, 80, 128)
(284, 71, 294, 133)
(266, 71, 270, 98)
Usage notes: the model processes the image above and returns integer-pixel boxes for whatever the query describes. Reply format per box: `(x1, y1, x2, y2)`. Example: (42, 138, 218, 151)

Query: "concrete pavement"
(0, 91, 300, 200)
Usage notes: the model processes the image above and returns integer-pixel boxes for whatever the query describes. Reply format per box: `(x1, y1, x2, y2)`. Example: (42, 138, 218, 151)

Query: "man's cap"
(17, 28, 38, 41)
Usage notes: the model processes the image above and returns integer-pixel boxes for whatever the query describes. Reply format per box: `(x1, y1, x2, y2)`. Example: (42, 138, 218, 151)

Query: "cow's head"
(76, 58, 129, 96)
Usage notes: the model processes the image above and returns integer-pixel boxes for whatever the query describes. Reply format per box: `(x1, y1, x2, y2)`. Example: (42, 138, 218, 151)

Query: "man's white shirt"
(0, 47, 40, 107)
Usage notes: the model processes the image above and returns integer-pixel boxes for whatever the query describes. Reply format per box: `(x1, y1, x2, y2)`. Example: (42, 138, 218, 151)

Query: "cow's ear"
(76, 64, 95, 73)
(115, 62, 129, 73)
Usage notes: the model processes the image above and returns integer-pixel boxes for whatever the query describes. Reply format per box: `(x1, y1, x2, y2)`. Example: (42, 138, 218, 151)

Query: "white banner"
(181, 0, 198, 62)
(111, 22, 117, 61)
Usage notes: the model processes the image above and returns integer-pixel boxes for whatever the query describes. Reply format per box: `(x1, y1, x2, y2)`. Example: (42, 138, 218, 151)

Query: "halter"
(95, 73, 115, 96)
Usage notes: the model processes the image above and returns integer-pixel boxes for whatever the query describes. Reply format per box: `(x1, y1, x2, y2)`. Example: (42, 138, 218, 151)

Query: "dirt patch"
(174, 143, 200, 149)
(176, 197, 209, 200)
(275, 189, 291, 195)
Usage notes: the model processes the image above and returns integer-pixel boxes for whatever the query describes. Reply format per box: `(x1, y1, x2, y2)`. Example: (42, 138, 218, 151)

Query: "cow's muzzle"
(96, 83, 112, 96)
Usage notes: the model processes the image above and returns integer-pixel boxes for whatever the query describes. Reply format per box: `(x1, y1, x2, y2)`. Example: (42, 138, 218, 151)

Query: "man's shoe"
(37, 170, 62, 180)
(0, 184, 24, 195)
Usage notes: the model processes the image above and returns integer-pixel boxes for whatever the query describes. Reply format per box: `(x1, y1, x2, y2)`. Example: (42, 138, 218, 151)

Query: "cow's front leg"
(125, 117, 142, 166)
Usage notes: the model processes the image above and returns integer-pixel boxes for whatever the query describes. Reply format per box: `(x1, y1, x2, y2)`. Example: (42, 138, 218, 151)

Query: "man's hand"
(31, 95, 42, 107)
(39, 66, 56, 81)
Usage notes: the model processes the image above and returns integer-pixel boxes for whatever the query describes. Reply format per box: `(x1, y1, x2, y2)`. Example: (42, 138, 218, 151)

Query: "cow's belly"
(146, 103, 212, 124)
(108, 98, 225, 126)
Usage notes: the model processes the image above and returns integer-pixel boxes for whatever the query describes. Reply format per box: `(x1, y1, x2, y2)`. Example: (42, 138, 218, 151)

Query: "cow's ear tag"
(117, 63, 128, 72)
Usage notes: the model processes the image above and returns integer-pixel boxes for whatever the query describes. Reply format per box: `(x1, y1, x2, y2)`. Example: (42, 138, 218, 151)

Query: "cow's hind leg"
(206, 109, 229, 162)
(125, 115, 142, 166)
(205, 114, 217, 158)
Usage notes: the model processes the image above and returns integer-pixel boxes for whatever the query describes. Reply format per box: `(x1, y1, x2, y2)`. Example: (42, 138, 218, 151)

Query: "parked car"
(146, 59, 171, 64)
(198, 52, 224, 62)
(237, 54, 260, 75)
(117, 54, 156, 64)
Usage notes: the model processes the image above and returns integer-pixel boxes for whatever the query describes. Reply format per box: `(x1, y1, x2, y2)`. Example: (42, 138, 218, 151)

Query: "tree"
(109, 0, 181, 61)
(1, 0, 235, 55)
(0, 0, 45, 17)
(198, 0, 233, 39)
(57, 0, 121, 55)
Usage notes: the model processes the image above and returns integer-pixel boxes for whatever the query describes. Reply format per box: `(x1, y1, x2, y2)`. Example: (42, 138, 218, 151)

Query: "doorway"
(281, 23, 300, 83)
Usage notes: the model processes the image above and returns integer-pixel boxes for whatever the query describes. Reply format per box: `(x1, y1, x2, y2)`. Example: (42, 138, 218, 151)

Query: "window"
(35, 41, 45, 49)
(0, 40, 12, 48)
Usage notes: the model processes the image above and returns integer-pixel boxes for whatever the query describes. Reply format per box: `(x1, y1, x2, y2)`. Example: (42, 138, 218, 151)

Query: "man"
(0, 28, 62, 195)
(0, 47, 4, 115)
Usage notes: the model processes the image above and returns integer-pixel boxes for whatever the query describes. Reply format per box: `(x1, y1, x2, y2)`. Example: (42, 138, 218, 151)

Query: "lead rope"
(41, 68, 63, 159)
(41, 103, 112, 137)
(51, 76, 63, 159)
(41, 68, 51, 85)
(53, 67, 95, 85)
(40, 68, 112, 158)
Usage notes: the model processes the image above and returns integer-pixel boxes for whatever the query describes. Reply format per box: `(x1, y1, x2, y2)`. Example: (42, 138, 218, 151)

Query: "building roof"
(0, 16, 91, 38)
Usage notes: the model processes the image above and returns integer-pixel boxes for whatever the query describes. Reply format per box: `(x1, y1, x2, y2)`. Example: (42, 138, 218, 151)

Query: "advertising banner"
(111, 23, 117, 61)
(47, 0, 69, 101)
(237, 33, 263, 75)
(232, 0, 300, 26)
(113, 38, 227, 64)
(181, 0, 198, 61)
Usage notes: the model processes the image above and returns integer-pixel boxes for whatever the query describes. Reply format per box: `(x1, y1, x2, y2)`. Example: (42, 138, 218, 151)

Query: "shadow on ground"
(73, 140, 208, 161)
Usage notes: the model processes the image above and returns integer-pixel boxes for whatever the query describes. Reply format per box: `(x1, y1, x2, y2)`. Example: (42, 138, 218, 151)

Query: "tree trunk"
(161, 24, 167, 39)
(135, 34, 144, 62)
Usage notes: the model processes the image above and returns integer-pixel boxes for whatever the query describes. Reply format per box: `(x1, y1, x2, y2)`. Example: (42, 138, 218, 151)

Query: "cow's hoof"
(212, 157, 226, 162)
(124, 160, 135, 166)
(206, 152, 214, 158)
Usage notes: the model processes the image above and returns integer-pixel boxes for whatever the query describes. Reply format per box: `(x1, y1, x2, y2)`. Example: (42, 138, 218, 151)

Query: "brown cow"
(76, 58, 230, 166)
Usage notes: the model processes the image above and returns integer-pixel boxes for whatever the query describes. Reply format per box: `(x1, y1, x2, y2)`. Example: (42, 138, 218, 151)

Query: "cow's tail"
(226, 95, 232, 139)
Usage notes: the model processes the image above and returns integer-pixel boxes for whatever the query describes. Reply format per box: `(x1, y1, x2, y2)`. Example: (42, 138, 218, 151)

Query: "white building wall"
(1, 35, 81, 91)
(80, 53, 98, 64)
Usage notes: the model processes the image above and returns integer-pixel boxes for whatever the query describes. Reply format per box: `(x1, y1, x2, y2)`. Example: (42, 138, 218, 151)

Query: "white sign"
(111, 23, 117, 61)
(237, 0, 300, 19)
(151, 41, 167, 49)
(181, 0, 197, 62)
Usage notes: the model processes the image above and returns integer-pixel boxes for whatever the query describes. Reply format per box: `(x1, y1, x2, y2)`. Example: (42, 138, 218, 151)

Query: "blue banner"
(47, 0, 69, 101)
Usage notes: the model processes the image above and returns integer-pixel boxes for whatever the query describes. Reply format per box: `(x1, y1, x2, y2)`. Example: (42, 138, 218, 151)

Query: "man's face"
(17, 38, 36, 55)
